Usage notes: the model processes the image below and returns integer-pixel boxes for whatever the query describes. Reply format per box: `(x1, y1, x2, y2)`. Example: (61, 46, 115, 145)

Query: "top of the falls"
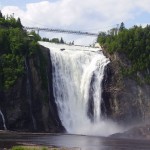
(38, 41, 102, 52)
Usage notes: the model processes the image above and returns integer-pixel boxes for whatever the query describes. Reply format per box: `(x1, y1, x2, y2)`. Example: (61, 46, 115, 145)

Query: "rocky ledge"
(110, 124, 150, 139)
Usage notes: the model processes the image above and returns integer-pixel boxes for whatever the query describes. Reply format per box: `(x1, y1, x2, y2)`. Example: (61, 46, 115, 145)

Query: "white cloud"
(1, 0, 150, 45)
(136, 0, 150, 13)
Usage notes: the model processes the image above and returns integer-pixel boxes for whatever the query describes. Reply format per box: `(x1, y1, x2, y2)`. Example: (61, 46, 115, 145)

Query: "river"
(0, 132, 150, 150)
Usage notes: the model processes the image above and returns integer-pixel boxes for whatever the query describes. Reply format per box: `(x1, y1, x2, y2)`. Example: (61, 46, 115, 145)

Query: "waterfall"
(0, 110, 7, 130)
(39, 42, 121, 136)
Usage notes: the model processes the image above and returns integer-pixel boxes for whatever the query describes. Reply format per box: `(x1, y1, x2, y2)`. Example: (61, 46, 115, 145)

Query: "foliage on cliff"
(97, 23, 150, 84)
(0, 12, 42, 90)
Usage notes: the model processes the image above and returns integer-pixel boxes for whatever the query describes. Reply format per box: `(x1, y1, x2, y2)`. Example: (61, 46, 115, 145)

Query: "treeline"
(97, 23, 150, 84)
(42, 37, 75, 45)
(42, 37, 65, 44)
(0, 11, 22, 28)
(0, 11, 41, 90)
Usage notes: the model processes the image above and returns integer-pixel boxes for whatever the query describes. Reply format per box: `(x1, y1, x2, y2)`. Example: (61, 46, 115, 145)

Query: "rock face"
(102, 50, 150, 126)
(110, 124, 150, 139)
(0, 43, 149, 132)
(0, 45, 64, 132)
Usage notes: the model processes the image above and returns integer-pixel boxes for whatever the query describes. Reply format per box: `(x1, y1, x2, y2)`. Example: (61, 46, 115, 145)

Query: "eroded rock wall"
(102, 50, 150, 126)
(0, 45, 64, 132)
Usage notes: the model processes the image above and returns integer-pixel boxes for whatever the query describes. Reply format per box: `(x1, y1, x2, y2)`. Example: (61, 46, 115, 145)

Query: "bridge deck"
(24, 26, 98, 37)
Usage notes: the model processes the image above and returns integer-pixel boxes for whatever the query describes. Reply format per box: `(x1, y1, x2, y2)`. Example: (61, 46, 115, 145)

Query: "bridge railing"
(23, 26, 98, 37)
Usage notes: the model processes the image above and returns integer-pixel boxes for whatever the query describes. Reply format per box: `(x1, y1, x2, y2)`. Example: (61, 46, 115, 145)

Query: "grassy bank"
(11, 146, 79, 150)
(12, 146, 48, 150)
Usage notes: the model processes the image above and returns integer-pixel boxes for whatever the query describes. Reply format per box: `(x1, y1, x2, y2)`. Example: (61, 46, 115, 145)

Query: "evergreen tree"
(119, 22, 125, 31)
(0, 11, 2, 18)
(16, 18, 22, 28)
(60, 37, 64, 44)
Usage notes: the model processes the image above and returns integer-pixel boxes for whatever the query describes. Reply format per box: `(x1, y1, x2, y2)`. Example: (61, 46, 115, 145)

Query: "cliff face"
(102, 50, 150, 126)
(0, 46, 64, 132)
(1, 43, 149, 131)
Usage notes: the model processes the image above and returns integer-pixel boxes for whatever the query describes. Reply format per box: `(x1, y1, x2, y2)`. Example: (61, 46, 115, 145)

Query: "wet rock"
(110, 124, 150, 139)
(102, 50, 150, 125)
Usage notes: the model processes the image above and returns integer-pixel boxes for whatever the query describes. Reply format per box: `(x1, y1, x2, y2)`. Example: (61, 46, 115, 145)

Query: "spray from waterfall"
(39, 42, 122, 136)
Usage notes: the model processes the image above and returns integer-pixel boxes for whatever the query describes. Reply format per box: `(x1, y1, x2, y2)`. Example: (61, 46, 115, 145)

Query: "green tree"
(0, 11, 3, 18)
(0, 29, 10, 54)
(60, 37, 64, 43)
(119, 22, 125, 32)
(50, 38, 59, 43)
(97, 24, 150, 84)
(1, 54, 24, 89)
(9, 28, 27, 55)
(0, 15, 42, 90)
(16, 18, 22, 28)
(29, 31, 41, 41)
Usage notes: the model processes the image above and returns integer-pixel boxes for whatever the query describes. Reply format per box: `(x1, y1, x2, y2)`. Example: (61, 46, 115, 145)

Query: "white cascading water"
(0, 109, 7, 130)
(39, 41, 122, 136)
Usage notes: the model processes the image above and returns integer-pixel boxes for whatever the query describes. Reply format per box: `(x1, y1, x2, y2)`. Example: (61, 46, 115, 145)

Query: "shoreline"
(0, 131, 81, 149)
(0, 141, 79, 150)
(1, 127, 150, 150)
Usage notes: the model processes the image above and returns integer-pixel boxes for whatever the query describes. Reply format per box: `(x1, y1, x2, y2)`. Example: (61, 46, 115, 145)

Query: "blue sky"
(0, 0, 51, 8)
(1, 0, 150, 45)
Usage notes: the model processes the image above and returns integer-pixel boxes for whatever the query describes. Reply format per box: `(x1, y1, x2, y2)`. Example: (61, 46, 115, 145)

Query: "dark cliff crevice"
(45, 47, 65, 132)
(25, 56, 37, 131)
(101, 64, 112, 118)
(87, 74, 94, 122)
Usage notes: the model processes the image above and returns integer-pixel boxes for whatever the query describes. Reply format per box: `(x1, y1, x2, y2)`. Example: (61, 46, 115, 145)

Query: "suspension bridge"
(24, 26, 99, 37)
